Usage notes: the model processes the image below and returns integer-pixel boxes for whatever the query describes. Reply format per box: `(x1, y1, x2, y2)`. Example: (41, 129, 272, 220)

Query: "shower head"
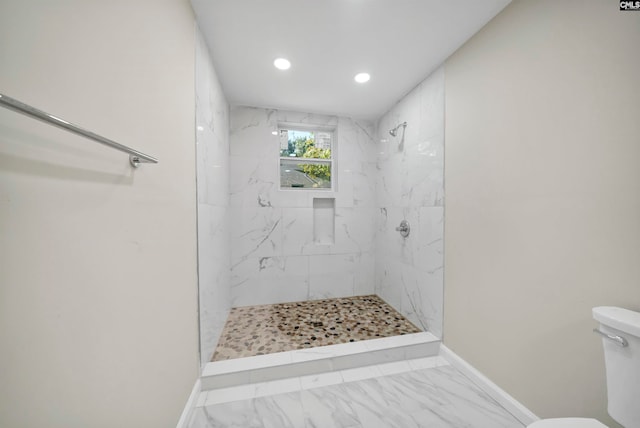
(389, 122, 407, 137)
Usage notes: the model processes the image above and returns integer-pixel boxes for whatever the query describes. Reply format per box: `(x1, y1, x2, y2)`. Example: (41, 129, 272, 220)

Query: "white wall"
(195, 28, 231, 367)
(229, 107, 377, 306)
(444, 0, 640, 424)
(375, 68, 445, 338)
(0, 1, 199, 427)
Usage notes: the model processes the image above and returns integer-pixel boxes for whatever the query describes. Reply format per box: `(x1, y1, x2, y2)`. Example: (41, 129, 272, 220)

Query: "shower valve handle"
(395, 220, 410, 238)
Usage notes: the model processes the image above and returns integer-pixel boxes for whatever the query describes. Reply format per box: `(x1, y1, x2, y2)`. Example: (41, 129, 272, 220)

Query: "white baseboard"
(176, 378, 201, 428)
(439, 345, 539, 426)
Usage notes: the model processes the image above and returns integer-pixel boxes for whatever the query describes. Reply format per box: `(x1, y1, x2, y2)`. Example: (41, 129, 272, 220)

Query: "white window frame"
(277, 123, 336, 191)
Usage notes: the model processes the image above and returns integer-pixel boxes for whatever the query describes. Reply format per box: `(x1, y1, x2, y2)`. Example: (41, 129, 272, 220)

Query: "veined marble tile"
(204, 351, 294, 376)
(300, 371, 344, 390)
(327, 378, 422, 428)
(339, 364, 384, 383)
(228, 106, 378, 308)
(375, 262, 441, 335)
(281, 207, 313, 255)
(407, 355, 449, 371)
(195, 29, 228, 142)
(195, 121, 221, 203)
(308, 254, 357, 299)
(289, 341, 365, 363)
(230, 106, 278, 158)
(196, 134, 229, 207)
(374, 258, 403, 312)
(375, 207, 390, 246)
(376, 360, 413, 377)
(276, 110, 338, 128)
(392, 87, 422, 148)
(197, 205, 230, 266)
(199, 308, 229, 366)
(362, 332, 433, 351)
(201, 377, 305, 408)
(254, 377, 302, 398)
(192, 392, 305, 428)
(374, 205, 444, 335)
(201, 383, 260, 406)
(399, 266, 443, 338)
(300, 385, 362, 428)
(334, 170, 356, 208)
(195, 27, 231, 370)
(281, 207, 335, 257)
(344, 367, 522, 427)
(338, 117, 377, 164)
(230, 256, 309, 307)
(375, 206, 413, 264)
(333, 207, 375, 255)
(409, 207, 444, 274)
(404, 141, 444, 208)
(269, 189, 317, 209)
(190, 363, 524, 428)
(230, 206, 283, 264)
(351, 162, 377, 208)
(229, 155, 278, 209)
(337, 117, 377, 211)
(353, 252, 375, 296)
(396, 366, 523, 427)
(375, 158, 404, 208)
(196, 72, 229, 207)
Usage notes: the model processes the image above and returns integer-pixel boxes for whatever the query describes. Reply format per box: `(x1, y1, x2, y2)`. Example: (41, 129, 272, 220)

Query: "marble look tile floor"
(212, 295, 421, 361)
(189, 356, 525, 428)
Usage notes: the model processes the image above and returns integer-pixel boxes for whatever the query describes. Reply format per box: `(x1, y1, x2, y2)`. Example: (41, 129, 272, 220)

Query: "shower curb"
(200, 332, 439, 391)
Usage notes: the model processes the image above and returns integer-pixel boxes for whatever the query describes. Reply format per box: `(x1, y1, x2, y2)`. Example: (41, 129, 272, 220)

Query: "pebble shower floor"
(212, 295, 421, 361)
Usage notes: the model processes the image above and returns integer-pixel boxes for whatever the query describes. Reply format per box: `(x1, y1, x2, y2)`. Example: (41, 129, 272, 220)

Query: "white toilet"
(528, 306, 640, 428)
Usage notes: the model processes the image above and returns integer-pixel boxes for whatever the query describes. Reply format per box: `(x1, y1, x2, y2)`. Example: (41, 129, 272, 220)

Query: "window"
(279, 127, 334, 190)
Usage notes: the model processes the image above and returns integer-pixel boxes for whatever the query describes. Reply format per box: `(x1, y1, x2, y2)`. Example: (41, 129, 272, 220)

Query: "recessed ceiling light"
(354, 72, 370, 83)
(271, 131, 278, 135)
(274, 58, 291, 70)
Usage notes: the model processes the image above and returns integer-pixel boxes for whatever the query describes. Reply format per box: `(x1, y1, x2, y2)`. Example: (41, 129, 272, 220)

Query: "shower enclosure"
(195, 28, 444, 366)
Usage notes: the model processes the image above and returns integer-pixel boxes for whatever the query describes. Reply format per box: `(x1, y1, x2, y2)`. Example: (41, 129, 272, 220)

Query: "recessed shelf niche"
(313, 198, 335, 245)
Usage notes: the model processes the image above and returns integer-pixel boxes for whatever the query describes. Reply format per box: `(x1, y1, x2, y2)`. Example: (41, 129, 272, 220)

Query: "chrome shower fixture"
(389, 122, 407, 137)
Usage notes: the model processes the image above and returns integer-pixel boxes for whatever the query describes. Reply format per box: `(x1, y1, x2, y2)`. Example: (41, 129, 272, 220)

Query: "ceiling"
(191, 0, 511, 120)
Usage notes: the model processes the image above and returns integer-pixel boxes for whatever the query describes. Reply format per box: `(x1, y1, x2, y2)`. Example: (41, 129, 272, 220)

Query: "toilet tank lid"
(593, 306, 640, 337)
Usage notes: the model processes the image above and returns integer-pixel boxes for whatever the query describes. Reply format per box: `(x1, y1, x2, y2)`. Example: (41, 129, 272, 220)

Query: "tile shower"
(229, 108, 377, 307)
(196, 28, 444, 364)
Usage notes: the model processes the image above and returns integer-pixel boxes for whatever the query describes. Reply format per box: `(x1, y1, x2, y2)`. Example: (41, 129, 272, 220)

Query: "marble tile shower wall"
(229, 107, 377, 307)
(375, 67, 445, 338)
(196, 29, 231, 367)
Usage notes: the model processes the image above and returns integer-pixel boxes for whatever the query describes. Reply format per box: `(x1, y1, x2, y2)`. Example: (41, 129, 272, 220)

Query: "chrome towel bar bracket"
(0, 93, 158, 167)
(593, 328, 628, 347)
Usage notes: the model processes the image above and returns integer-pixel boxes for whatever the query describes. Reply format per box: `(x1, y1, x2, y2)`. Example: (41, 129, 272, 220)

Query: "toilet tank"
(593, 306, 640, 428)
